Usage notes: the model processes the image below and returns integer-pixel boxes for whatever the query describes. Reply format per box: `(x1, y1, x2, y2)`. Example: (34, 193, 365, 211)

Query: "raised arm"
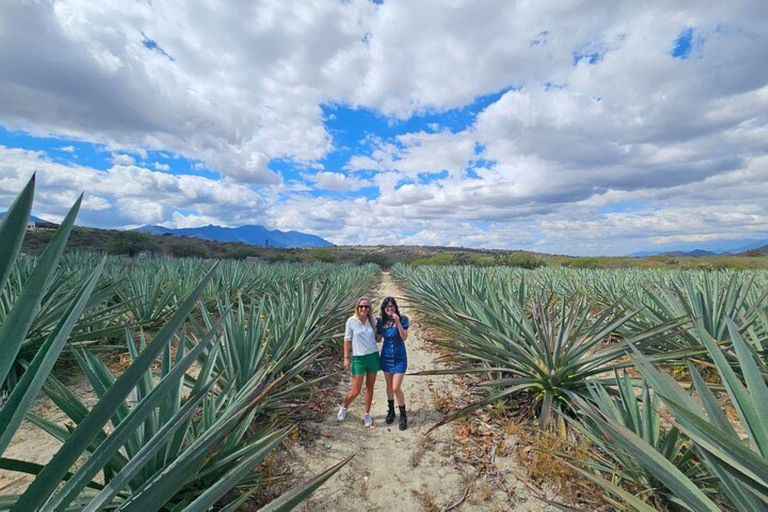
(392, 313, 408, 342)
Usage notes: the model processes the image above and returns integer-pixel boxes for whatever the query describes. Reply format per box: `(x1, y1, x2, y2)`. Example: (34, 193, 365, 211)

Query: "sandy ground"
(289, 273, 556, 511)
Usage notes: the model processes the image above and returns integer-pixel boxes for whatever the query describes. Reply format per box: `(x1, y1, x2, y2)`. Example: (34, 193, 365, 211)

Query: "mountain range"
(134, 224, 333, 248)
(629, 239, 768, 257)
(0, 211, 333, 249)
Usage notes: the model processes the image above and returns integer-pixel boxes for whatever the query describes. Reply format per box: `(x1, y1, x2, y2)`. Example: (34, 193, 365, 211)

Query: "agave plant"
(115, 264, 194, 329)
(0, 175, 90, 409)
(571, 320, 768, 511)
(0, 258, 124, 384)
(564, 372, 720, 510)
(0, 176, 352, 511)
(404, 282, 686, 433)
(615, 273, 768, 375)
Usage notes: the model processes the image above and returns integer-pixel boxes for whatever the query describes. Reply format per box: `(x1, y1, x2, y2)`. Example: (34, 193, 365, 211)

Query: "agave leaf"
(181, 429, 291, 512)
(0, 257, 105, 455)
(0, 458, 104, 492)
(573, 396, 721, 512)
(81, 381, 216, 512)
(692, 321, 768, 454)
(628, 339, 768, 508)
(0, 192, 82, 386)
(50, 318, 224, 510)
(561, 460, 657, 512)
(12, 262, 218, 512)
(0, 174, 34, 298)
(256, 453, 355, 512)
(219, 487, 261, 512)
(725, 319, 768, 454)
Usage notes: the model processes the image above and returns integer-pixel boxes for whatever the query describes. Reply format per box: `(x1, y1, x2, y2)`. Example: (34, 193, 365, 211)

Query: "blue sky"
(0, 0, 766, 255)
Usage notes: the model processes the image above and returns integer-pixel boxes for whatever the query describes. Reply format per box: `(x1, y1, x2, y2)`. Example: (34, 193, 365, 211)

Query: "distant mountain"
(630, 249, 716, 257)
(629, 238, 768, 257)
(134, 224, 333, 248)
(664, 250, 717, 257)
(738, 244, 768, 255)
(728, 240, 768, 254)
(0, 211, 55, 225)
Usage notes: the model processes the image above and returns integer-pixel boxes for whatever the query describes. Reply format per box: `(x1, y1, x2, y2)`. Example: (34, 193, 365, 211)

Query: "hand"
(344, 357, 350, 370)
(390, 312, 400, 324)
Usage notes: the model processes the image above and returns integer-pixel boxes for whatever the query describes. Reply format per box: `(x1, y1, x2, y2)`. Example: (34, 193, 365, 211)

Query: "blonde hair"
(354, 296, 375, 327)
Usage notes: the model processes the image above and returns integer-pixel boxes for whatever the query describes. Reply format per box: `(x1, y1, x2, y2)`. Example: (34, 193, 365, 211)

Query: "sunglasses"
(384, 305, 395, 309)
(358, 305, 370, 310)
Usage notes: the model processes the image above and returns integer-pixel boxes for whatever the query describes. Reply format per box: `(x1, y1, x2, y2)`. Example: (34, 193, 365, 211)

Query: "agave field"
(0, 176, 379, 510)
(3, 174, 768, 511)
(393, 264, 768, 511)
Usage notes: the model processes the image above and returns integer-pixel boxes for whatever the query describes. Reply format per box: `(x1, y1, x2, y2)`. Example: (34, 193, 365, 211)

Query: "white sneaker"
(337, 407, 347, 422)
(363, 414, 373, 428)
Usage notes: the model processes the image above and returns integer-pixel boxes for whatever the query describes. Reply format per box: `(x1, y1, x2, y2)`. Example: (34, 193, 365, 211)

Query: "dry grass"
(410, 436, 432, 468)
(410, 486, 440, 512)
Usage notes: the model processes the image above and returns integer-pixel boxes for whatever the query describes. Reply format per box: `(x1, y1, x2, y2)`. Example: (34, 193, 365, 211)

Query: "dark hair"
(380, 296, 401, 322)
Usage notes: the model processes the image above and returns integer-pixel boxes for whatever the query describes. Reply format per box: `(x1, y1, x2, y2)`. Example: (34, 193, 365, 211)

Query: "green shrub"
(502, 253, 544, 269)
(166, 237, 210, 259)
(104, 231, 157, 257)
(306, 247, 339, 263)
(451, 252, 473, 265)
(565, 257, 602, 269)
(410, 254, 455, 266)
(356, 252, 394, 268)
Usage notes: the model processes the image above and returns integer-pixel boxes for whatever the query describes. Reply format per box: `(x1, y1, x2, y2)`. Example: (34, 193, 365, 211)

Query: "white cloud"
(57, 145, 75, 152)
(154, 162, 170, 171)
(311, 171, 371, 191)
(0, 0, 376, 183)
(111, 153, 135, 165)
(1, 1, 767, 253)
(0, 146, 266, 229)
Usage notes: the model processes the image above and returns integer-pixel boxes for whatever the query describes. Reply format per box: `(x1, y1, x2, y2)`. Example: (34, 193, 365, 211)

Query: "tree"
(104, 231, 156, 257)
(166, 237, 210, 259)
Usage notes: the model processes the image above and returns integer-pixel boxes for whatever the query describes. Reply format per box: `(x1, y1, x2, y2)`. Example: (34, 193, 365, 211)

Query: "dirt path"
(290, 272, 555, 511)
(2, 272, 559, 509)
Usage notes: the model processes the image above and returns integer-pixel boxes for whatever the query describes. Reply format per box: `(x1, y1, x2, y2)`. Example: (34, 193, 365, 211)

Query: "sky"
(0, 0, 767, 256)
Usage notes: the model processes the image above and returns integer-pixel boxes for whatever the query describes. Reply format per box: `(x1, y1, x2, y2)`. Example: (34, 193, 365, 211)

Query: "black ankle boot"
(386, 400, 396, 424)
(398, 405, 407, 431)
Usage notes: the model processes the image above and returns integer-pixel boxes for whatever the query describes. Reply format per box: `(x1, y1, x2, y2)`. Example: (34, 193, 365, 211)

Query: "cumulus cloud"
(310, 171, 371, 192)
(0, 146, 267, 229)
(1, 0, 767, 253)
(111, 153, 135, 166)
(0, 0, 376, 182)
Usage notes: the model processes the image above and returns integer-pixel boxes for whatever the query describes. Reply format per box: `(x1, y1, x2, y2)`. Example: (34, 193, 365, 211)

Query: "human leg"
(383, 372, 394, 400)
(382, 371, 395, 424)
(393, 373, 407, 430)
(392, 373, 405, 406)
(342, 375, 364, 409)
(363, 372, 377, 414)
